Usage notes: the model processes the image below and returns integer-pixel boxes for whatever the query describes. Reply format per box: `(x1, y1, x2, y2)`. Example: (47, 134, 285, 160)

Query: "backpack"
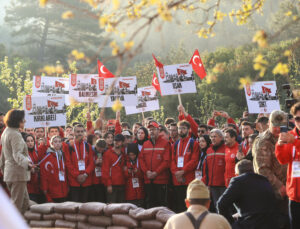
(173, 138, 195, 156)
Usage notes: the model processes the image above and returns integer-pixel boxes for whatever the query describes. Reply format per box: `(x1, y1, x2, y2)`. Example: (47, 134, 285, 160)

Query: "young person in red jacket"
(64, 124, 95, 203)
(275, 102, 300, 229)
(92, 139, 106, 203)
(24, 134, 45, 203)
(202, 129, 226, 210)
(102, 134, 126, 203)
(40, 136, 68, 203)
(224, 129, 239, 187)
(170, 120, 200, 213)
(138, 120, 171, 208)
(240, 121, 255, 155)
(124, 143, 145, 207)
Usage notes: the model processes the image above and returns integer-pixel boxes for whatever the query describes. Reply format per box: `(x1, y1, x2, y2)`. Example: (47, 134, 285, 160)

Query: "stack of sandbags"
(24, 202, 175, 229)
(129, 206, 175, 229)
(26, 203, 57, 227)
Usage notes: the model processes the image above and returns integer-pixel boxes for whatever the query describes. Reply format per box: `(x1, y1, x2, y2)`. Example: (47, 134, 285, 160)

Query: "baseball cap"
(186, 179, 210, 199)
(147, 121, 160, 129)
(269, 110, 287, 127)
(114, 134, 125, 142)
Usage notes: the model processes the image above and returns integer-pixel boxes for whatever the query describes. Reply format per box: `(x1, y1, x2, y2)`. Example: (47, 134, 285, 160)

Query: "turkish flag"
(142, 91, 151, 96)
(262, 86, 271, 94)
(91, 78, 97, 85)
(47, 100, 58, 107)
(152, 54, 165, 79)
(189, 49, 206, 79)
(152, 72, 161, 95)
(55, 81, 65, 88)
(97, 59, 115, 78)
(119, 81, 129, 88)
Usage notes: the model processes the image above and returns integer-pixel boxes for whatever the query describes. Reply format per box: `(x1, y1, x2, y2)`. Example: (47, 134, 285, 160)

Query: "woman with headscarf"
(135, 127, 149, 152)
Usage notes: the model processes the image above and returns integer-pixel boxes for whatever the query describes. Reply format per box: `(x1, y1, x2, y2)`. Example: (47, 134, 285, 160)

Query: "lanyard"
(196, 154, 206, 170)
(130, 159, 139, 168)
(177, 138, 191, 157)
(55, 151, 65, 171)
(112, 155, 122, 167)
(74, 142, 86, 161)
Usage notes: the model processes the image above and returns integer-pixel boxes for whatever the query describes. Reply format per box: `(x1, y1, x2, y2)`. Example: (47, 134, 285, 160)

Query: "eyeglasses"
(295, 116, 300, 122)
(178, 127, 188, 130)
(198, 130, 205, 133)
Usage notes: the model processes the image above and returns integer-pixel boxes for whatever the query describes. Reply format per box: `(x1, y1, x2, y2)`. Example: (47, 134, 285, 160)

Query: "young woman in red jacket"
(124, 143, 145, 207)
(24, 134, 45, 203)
(40, 135, 68, 203)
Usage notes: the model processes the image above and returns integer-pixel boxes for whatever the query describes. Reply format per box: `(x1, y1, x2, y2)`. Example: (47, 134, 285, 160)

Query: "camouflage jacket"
(252, 130, 287, 199)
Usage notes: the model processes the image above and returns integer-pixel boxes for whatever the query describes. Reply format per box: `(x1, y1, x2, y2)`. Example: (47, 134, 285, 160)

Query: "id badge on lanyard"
(177, 156, 184, 168)
(75, 143, 86, 171)
(59, 171, 65, 181)
(292, 161, 300, 178)
(195, 170, 202, 180)
(177, 138, 191, 168)
(95, 167, 102, 177)
(132, 178, 139, 188)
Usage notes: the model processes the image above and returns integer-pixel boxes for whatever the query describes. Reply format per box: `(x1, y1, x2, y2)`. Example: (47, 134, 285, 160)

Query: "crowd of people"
(0, 101, 300, 229)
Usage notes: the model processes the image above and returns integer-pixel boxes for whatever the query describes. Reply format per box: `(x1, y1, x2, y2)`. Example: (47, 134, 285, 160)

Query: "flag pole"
(177, 93, 182, 106)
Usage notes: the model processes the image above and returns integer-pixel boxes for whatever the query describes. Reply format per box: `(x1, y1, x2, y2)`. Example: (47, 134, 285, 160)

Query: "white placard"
(24, 95, 66, 128)
(244, 81, 280, 114)
(69, 74, 99, 103)
(156, 63, 197, 96)
(125, 86, 159, 115)
(97, 76, 138, 107)
(32, 76, 70, 105)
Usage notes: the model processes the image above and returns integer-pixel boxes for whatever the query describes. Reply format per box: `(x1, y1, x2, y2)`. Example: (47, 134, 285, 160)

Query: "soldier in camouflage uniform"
(252, 110, 289, 228)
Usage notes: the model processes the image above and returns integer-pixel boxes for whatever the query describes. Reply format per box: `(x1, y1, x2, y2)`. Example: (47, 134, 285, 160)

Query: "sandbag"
(29, 200, 37, 207)
(78, 222, 106, 229)
(135, 207, 167, 220)
(55, 219, 77, 228)
(88, 215, 112, 226)
(24, 211, 42, 220)
(141, 220, 163, 229)
(79, 202, 107, 215)
(128, 208, 144, 219)
(30, 203, 56, 214)
(64, 213, 87, 222)
(54, 201, 82, 214)
(112, 214, 138, 228)
(29, 220, 55, 227)
(107, 227, 129, 229)
(156, 209, 175, 223)
(104, 203, 137, 216)
(43, 212, 64, 220)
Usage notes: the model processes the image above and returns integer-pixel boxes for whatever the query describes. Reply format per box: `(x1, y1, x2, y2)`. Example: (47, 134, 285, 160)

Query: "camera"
(280, 126, 288, 133)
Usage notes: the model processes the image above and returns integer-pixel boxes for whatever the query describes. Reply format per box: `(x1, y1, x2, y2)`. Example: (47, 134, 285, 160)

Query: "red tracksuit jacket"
(102, 148, 126, 186)
(202, 144, 226, 186)
(171, 137, 200, 186)
(275, 139, 300, 202)
(64, 140, 95, 187)
(224, 142, 239, 187)
(27, 148, 44, 194)
(139, 136, 171, 184)
(92, 150, 104, 185)
(40, 151, 68, 201)
(178, 114, 199, 138)
(124, 159, 145, 201)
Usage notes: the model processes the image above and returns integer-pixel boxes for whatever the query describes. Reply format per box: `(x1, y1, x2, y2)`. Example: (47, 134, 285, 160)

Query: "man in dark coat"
(217, 159, 278, 229)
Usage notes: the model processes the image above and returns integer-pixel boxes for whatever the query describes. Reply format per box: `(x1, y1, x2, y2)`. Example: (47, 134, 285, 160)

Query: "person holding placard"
(40, 136, 68, 203)
(170, 120, 200, 213)
(64, 124, 95, 203)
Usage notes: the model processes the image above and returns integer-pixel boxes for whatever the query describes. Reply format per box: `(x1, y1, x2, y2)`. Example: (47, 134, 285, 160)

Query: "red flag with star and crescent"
(152, 72, 161, 95)
(152, 54, 166, 79)
(97, 59, 115, 78)
(189, 49, 206, 79)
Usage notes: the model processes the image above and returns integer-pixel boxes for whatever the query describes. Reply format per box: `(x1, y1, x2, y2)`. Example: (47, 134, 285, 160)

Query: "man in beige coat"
(0, 109, 34, 214)
(164, 179, 231, 229)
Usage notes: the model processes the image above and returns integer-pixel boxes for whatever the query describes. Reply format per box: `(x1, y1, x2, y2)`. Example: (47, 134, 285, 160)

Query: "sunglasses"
(295, 116, 300, 122)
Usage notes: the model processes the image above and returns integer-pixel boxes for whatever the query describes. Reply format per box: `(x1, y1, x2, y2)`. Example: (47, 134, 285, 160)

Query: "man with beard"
(64, 124, 95, 203)
(139, 120, 171, 208)
(253, 110, 289, 228)
(169, 123, 179, 144)
(102, 134, 126, 203)
(202, 129, 226, 210)
(171, 120, 200, 213)
(241, 121, 255, 155)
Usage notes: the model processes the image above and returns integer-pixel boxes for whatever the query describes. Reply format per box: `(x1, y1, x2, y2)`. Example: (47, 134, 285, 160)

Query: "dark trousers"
(289, 199, 300, 229)
(145, 183, 168, 209)
(92, 184, 106, 203)
(209, 186, 226, 212)
(29, 193, 45, 204)
(174, 185, 187, 213)
(69, 186, 90, 203)
(107, 185, 125, 203)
